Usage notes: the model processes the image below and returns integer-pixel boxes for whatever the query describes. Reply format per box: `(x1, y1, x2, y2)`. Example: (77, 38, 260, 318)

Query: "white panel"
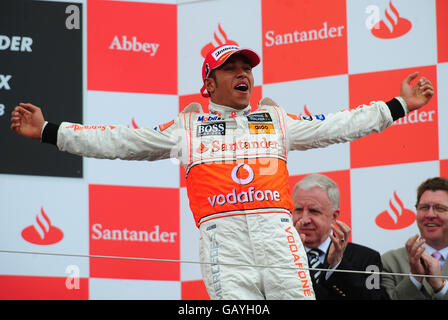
(84, 91, 180, 188)
(89, 278, 180, 300)
(350, 161, 439, 254)
(178, 0, 262, 95)
(347, 0, 437, 74)
(180, 188, 202, 281)
(0, 174, 89, 277)
(262, 74, 350, 175)
(438, 62, 448, 160)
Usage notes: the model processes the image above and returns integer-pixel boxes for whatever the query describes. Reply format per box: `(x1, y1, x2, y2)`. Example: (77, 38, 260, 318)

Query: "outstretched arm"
(283, 72, 434, 151)
(10, 103, 45, 139)
(10, 102, 180, 162)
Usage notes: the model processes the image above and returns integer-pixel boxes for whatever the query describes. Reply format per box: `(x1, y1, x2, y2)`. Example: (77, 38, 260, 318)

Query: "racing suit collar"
(208, 101, 251, 118)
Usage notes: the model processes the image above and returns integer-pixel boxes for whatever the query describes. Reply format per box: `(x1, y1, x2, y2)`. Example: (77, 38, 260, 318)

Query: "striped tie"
(307, 248, 323, 283)
(432, 251, 444, 267)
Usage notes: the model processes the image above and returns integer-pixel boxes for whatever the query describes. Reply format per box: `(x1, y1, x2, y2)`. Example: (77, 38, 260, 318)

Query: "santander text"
(265, 22, 344, 47)
(91, 223, 177, 243)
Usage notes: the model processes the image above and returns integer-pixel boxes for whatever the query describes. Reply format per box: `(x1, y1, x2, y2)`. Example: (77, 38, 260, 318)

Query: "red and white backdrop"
(0, 0, 447, 299)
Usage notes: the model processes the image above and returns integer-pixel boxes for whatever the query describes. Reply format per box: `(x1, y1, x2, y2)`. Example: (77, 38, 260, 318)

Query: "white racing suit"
(42, 97, 407, 300)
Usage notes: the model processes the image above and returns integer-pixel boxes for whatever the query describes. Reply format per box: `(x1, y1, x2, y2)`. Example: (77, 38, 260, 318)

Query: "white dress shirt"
(305, 236, 341, 280)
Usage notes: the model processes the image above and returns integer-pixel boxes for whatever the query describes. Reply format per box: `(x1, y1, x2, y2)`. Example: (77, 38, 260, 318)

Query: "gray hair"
(293, 173, 340, 210)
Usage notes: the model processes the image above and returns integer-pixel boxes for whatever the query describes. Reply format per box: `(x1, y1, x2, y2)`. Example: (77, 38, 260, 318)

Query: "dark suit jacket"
(311, 242, 389, 300)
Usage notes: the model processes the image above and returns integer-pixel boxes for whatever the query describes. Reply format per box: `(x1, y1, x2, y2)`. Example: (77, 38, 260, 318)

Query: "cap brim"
(215, 48, 261, 70)
(233, 48, 261, 68)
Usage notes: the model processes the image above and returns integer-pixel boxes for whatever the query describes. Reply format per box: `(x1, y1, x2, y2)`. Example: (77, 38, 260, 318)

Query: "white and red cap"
(200, 44, 260, 97)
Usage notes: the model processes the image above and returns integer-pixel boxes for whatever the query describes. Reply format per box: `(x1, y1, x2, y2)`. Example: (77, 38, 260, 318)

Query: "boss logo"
(197, 122, 226, 137)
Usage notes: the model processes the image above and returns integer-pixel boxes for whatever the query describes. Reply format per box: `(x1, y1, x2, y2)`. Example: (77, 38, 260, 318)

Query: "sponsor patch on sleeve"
(157, 119, 175, 131)
(65, 124, 116, 131)
(287, 113, 326, 121)
(287, 113, 299, 120)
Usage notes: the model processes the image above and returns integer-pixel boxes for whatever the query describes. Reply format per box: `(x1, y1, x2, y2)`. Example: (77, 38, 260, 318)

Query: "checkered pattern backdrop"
(0, 0, 447, 300)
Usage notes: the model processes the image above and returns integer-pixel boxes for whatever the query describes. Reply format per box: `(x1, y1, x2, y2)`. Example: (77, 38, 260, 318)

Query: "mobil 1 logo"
(0, 0, 82, 178)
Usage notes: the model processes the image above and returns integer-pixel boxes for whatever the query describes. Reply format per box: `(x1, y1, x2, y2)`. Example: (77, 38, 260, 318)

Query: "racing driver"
(10, 44, 434, 300)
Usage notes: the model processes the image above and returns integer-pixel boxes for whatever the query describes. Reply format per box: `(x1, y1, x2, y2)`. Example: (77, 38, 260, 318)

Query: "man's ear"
(205, 78, 216, 96)
(332, 209, 340, 223)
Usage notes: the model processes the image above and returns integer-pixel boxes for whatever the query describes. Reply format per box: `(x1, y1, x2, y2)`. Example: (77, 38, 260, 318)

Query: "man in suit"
(293, 173, 389, 299)
(381, 177, 448, 300)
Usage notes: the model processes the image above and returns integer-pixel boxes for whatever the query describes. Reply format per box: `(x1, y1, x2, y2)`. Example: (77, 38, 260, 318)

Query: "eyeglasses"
(415, 203, 448, 214)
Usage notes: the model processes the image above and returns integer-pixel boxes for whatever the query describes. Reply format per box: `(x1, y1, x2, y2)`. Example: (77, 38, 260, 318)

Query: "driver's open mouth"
(234, 83, 249, 92)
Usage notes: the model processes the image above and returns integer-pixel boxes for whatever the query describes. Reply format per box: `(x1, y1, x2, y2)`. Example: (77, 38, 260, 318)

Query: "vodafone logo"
(21, 207, 64, 245)
(370, 1, 412, 39)
(231, 163, 254, 185)
(375, 191, 416, 230)
(207, 163, 281, 207)
(201, 24, 239, 58)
